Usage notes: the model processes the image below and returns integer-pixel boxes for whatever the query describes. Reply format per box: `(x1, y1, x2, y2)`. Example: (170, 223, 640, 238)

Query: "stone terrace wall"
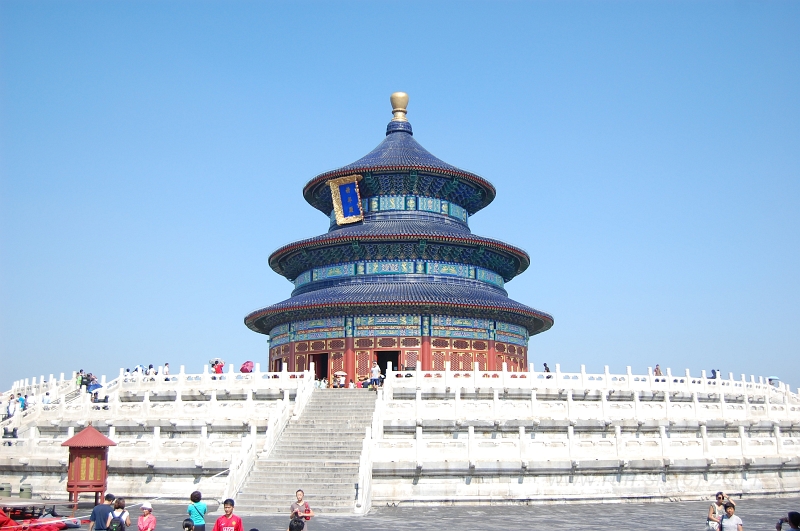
(366, 363, 800, 507)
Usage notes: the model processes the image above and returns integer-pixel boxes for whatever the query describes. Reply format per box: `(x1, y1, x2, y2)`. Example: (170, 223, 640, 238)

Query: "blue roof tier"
(244, 279, 553, 337)
(303, 119, 496, 216)
(268, 216, 531, 282)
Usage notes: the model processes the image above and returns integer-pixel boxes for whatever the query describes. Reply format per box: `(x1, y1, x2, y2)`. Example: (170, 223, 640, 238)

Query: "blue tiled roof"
(244, 279, 553, 336)
(268, 216, 530, 281)
(303, 119, 496, 215)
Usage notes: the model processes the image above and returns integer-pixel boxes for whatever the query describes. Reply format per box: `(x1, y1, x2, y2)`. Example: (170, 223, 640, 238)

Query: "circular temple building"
(245, 93, 553, 381)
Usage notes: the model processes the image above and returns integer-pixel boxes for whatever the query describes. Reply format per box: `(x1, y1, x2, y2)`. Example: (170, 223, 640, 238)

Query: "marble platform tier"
(1, 364, 315, 503)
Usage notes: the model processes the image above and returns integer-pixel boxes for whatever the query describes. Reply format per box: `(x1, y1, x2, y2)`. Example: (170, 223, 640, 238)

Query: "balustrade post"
(493, 389, 499, 418)
(659, 425, 667, 459)
(739, 425, 747, 458)
(580, 365, 586, 388)
(153, 426, 161, 460)
(454, 387, 460, 418)
(615, 425, 622, 458)
(566, 390, 573, 422)
(555, 363, 561, 385)
(567, 424, 574, 462)
(774, 424, 782, 457)
(664, 389, 671, 421)
(601, 388, 608, 420)
(530, 389, 537, 417)
(416, 425, 423, 467)
(604, 365, 610, 390)
(626, 366, 633, 391)
(700, 423, 708, 456)
(415, 389, 422, 419)
(519, 426, 526, 462)
(633, 390, 641, 420)
(719, 389, 726, 420)
(467, 425, 475, 466)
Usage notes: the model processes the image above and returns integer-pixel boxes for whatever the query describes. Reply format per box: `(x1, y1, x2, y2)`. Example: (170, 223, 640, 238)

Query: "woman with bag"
(187, 491, 207, 531)
(106, 498, 132, 531)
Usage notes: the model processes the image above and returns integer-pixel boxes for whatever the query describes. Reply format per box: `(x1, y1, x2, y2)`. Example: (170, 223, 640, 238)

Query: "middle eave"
(268, 230, 531, 282)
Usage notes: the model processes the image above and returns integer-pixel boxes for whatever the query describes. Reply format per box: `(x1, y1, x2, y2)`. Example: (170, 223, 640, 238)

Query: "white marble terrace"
(3, 362, 800, 508)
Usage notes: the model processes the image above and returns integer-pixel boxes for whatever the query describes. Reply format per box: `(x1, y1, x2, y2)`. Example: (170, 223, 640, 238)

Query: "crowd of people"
(316, 361, 385, 390)
(83, 490, 314, 531)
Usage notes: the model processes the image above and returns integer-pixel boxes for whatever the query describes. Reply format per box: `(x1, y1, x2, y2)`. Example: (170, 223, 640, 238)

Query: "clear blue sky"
(1, 1, 798, 392)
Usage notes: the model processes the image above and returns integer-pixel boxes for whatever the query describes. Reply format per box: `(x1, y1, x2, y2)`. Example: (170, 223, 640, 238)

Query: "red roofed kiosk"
(61, 426, 116, 504)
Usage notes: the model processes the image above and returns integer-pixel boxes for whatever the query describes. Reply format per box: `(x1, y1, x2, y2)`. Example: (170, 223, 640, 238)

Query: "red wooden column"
(344, 337, 356, 383)
(487, 339, 497, 371)
(420, 315, 431, 370)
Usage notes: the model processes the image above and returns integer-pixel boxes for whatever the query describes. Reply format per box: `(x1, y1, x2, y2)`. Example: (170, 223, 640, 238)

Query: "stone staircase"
(235, 388, 376, 514)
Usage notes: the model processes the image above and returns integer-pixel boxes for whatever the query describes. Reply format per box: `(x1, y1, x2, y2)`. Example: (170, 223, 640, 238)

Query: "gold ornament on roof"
(390, 92, 409, 122)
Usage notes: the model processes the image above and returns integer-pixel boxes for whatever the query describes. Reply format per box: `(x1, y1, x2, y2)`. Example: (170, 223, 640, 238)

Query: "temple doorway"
(274, 358, 283, 372)
(376, 351, 400, 373)
(309, 353, 329, 381)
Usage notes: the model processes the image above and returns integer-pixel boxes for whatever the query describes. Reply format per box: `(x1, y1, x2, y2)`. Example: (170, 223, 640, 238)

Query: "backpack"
(108, 510, 125, 531)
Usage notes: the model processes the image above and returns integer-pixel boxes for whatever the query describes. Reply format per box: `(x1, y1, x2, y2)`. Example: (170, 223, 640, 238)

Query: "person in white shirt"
(42, 392, 51, 405)
(720, 502, 743, 531)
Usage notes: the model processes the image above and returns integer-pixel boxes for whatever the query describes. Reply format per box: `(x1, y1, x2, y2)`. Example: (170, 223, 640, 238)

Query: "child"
(212, 499, 242, 531)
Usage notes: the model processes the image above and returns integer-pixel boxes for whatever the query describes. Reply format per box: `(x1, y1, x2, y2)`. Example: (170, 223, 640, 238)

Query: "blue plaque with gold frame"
(328, 174, 364, 225)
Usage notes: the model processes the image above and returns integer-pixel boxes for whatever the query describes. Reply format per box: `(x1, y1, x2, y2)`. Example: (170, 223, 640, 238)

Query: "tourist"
(777, 512, 800, 530)
(654, 364, 663, 376)
(212, 499, 242, 531)
(370, 361, 381, 389)
(214, 361, 224, 375)
(543, 363, 552, 378)
(106, 497, 132, 531)
(89, 493, 115, 531)
(137, 502, 156, 531)
(163, 363, 170, 376)
(287, 518, 305, 531)
(42, 392, 51, 405)
(337, 373, 346, 389)
(17, 393, 26, 411)
(348, 379, 356, 389)
(708, 492, 734, 530)
(187, 491, 207, 531)
(720, 502, 743, 531)
(290, 490, 314, 530)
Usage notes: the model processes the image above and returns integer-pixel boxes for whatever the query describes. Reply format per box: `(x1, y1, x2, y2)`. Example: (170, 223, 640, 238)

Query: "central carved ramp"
(236, 388, 376, 514)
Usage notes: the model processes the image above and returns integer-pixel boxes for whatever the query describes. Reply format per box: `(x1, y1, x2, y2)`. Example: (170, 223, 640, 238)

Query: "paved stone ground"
(130, 495, 800, 531)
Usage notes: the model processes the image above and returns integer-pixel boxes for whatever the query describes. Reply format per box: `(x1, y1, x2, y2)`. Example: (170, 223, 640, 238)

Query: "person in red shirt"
(212, 500, 242, 531)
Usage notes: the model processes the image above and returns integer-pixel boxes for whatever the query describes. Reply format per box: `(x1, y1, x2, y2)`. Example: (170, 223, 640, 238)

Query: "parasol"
(240, 361, 254, 373)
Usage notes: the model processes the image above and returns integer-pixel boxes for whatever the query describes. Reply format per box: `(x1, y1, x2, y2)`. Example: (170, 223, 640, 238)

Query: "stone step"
(237, 387, 377, 513)
(253, 461, 358, 473)
(236, 493, 357, 503)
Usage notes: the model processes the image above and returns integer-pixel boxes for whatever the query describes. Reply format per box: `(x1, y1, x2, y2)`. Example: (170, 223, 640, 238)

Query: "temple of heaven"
(245, 93, 553, 381)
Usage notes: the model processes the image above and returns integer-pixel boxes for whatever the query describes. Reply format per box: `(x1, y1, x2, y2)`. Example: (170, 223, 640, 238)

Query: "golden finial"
(390, 92, 409, 122)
